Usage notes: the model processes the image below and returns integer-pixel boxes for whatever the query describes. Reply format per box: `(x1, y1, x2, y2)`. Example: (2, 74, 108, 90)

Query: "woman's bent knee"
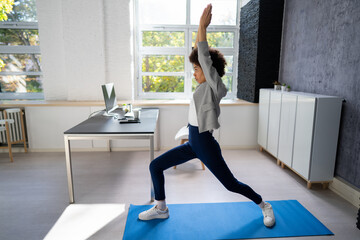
(149, 160, 163, 174)
(149, 161, 156, 172)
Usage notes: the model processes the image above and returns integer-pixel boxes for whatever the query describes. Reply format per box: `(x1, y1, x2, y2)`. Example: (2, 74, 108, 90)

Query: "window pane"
(193, 76, 232, 93)
(0, 54, 41, 72)
(0, 29, 39, 46)
(142, 76, 184, 92)
(0, 75, 42, 92)
(225, 56, 233, 73)
(142, 31, 184, 47)
(142, 55, 184, 72)
(191, 0, 237, 25)
(223, 75, 232, 92)
(5, 0, 37, 22)
(138, 0, 186, 25)
(192, 32, 234, 48)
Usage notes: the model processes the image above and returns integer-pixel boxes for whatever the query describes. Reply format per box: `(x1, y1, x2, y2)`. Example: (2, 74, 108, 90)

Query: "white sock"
(156, 200, 167, 210)
(258, 201, 265, 209)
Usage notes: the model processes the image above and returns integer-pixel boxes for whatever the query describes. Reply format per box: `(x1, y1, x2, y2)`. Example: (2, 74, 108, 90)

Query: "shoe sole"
(139, 214, 169, 221)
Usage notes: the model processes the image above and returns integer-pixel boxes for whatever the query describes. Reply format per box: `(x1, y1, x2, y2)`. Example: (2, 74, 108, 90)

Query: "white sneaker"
(262, 202, 275, 227)
(138, 205, 169, 221)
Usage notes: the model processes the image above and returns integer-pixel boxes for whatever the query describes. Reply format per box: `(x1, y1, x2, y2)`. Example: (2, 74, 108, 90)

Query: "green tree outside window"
(0, 0, 41, 94)
(142, 31, 234, 93)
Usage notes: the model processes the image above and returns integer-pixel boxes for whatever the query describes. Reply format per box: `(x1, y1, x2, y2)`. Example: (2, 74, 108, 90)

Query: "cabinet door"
(278, 93, 297, 167)
(267, 91, 282, 157)
(292, 95, 316, 180)
(258, 89, 270, 148)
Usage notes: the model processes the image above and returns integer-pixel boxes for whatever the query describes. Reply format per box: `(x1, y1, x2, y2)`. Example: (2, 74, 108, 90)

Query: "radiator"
(0, 111, 4, 143)
(0, 109, 25, 143)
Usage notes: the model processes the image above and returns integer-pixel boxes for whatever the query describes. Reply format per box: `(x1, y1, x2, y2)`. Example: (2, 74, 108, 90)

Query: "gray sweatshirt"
(193, 41, 228, 133)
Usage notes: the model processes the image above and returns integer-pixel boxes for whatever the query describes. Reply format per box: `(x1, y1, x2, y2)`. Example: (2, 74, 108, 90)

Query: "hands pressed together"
(195, 4, 212, 47)
(200, 4, 212, 29)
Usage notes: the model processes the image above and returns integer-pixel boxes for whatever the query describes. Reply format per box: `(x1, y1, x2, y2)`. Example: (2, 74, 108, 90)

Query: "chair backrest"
(0, 111, 5, 143)
(174, 126, 189, 141)
(3, 108, 24, 142)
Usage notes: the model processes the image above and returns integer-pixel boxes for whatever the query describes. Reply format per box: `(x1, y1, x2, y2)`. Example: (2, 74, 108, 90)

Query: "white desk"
(63, 108, 159, 203)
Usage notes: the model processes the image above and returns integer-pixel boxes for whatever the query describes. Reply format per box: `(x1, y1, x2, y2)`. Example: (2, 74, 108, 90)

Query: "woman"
(138, 4, 275, 228)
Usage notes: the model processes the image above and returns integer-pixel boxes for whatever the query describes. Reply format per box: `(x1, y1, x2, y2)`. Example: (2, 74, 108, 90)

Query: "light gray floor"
(0, 149, 359, 240)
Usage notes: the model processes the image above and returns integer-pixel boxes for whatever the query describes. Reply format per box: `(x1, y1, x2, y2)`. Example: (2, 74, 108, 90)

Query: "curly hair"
(189, 47, 227, 77)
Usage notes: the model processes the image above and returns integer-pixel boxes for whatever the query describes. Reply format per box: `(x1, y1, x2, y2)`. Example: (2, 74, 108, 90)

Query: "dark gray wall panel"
(237, 0, 284, 103)
(279, 0, 360, 187)
(237, 0, 259, 102)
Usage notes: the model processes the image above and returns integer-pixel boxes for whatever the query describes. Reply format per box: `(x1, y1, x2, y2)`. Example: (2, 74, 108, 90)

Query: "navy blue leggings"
(149, 125, 262, 204)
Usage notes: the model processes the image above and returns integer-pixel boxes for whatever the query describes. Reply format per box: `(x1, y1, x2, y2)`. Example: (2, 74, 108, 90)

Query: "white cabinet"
(267, 91, 282, 157)
(258, 89, 342, 188)
(278, 93, 297, 167)
(292, 95, 316, 179)
(257, 89, 270, 149)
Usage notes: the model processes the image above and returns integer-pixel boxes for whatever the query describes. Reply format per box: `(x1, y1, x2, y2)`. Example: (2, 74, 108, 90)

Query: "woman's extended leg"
(188, 125, 261, 203)
(188, 125, 275, 227)
(191, 130, 262, 204)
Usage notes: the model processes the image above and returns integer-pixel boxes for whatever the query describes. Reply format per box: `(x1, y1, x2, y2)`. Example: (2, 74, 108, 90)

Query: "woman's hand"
(196, 4, 212, 46)
(199, 4, 212, 29)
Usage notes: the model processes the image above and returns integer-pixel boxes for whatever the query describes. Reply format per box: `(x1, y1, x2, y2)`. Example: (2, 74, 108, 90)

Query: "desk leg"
(64, 135, 75, 203)
(150, 135, 155, 202)
(107, 140, 111, 152)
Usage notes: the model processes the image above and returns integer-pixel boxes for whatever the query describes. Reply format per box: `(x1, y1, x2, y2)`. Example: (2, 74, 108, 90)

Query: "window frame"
(135, 0, 240, 100)
(0, 21, 43, 100)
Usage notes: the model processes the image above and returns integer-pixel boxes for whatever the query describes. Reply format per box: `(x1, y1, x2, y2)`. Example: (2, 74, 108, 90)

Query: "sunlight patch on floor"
(44, 204, 126, 240)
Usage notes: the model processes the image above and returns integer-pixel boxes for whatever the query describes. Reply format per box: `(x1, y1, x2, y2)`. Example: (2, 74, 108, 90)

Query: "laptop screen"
(101, 83, 118, 114)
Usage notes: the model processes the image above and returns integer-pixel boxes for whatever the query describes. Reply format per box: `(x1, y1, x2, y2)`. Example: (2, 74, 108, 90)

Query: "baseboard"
(159, 145, 258, 151)
(29, 148, 102, 153)
(107, 147, 149, 152)
(23, 145, 258, 153)
(0, 141, 259, 154)
(0, 148, 26, 153)
(329, 177, 360, 208)
(27, 147, 150, 152)
(221, 145, 258, 150)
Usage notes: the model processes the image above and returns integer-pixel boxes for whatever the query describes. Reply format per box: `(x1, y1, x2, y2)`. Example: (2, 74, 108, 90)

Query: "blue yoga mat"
(123, 200, 333, 240)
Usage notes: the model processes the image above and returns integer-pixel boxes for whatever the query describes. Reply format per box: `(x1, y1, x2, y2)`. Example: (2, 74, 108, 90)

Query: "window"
(135, 0, 239, 99)
(0, 0, 42, 100)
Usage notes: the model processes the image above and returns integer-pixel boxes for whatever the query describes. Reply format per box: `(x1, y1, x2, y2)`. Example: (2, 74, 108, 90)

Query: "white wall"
(36, 0, 133, 101)
(103, 0, 134, 100)
(241, 0, 251, 7)
(36, 0, 67, 100)
(25, 105, 259, 151)
(33, 0, 259, 151)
